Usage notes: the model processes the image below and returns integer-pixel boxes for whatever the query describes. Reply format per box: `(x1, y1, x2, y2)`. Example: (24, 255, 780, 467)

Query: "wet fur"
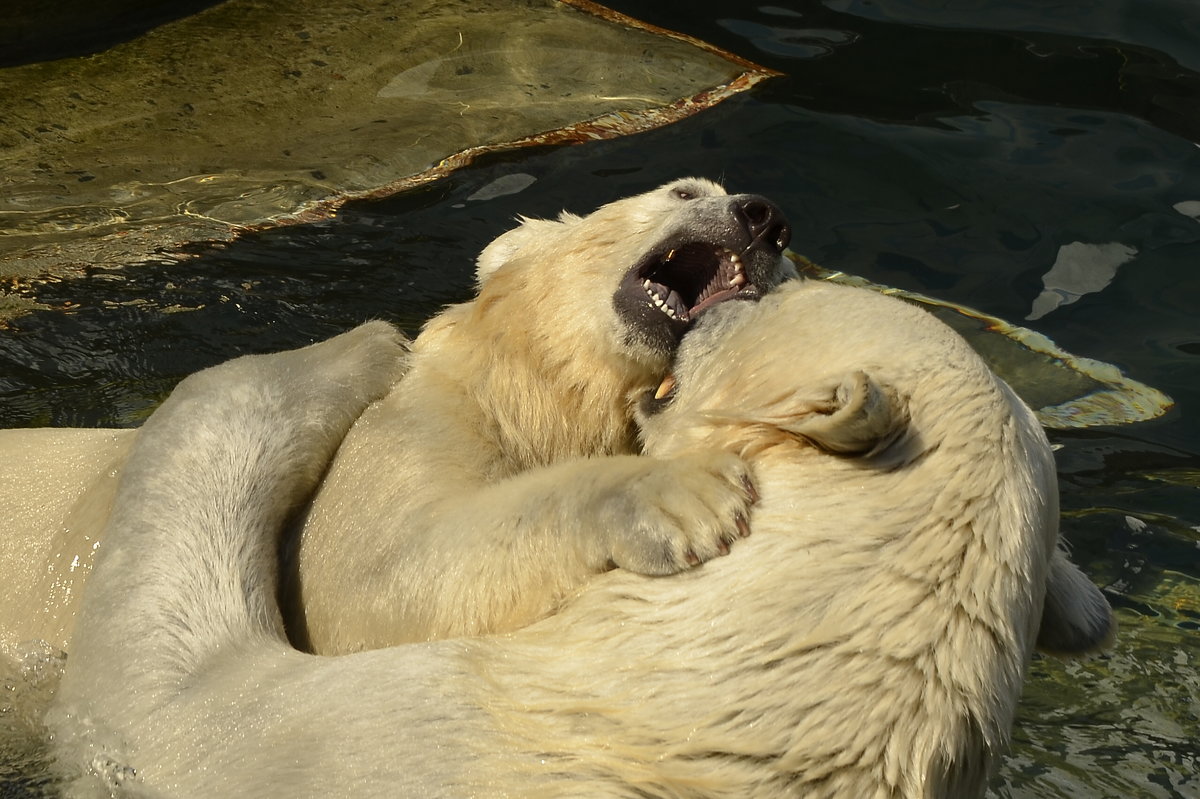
(0, 179, 794, 657)
(289, 178, 796, 653)
(50, 280, 1112, 798)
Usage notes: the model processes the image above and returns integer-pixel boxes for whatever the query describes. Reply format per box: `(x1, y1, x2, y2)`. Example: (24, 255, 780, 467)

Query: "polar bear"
(0, 178, 797, 655)
(287, 177, 798, 652)
(49, 281, 1113, 799)
(0, 427, 133, 652)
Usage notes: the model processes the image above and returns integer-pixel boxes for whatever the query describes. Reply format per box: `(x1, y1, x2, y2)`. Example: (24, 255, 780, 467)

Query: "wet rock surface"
(0, 0, 765, 288)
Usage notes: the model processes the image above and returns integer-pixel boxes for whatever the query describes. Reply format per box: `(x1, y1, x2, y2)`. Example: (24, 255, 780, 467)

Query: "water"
(2, 1, 1198, 796)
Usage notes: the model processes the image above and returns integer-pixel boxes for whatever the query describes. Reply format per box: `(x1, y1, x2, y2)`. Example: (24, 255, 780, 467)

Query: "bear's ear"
(1036, 550, 1117, 656)
(475, 214, 580, 287)
(779, 371, 903, 455)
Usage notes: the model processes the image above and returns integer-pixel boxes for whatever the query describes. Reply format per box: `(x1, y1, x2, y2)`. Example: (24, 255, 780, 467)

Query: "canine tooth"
(654, 374, 676, 399)
(643, 279, 651, 290)
(730, 272, 746, 287)
(665, 248, 676, 261)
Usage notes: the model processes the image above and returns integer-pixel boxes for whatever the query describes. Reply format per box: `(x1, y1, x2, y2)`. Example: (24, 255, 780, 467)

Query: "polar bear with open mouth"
(287, 177, 797, 652)
(0, 179, 797, 656)
(49, 273, 1113, 798)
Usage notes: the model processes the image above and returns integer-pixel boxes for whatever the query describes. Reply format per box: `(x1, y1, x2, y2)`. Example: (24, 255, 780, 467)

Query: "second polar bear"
(49, 284, 1113, 799)
(287, 178, 798, 653)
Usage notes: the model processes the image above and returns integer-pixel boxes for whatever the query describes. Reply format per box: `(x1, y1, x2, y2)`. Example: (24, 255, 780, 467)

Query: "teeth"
(728, 249, 746, 287)
(640, 244, 749, 322)
(654, 374, 677, 399)
(644, 282, 677, 318)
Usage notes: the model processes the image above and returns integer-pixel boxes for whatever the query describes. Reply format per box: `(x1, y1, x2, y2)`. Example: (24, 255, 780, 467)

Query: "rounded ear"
(1036, 549, 1117, 656)
(784, 371, 902, 455)
(475, 214, 580, 287)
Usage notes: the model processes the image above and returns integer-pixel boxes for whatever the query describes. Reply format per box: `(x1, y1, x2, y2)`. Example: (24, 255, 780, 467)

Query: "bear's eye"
(671, 187, 696, 201)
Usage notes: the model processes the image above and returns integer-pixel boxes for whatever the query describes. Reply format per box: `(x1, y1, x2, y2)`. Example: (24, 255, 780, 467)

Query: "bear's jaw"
(614, 239, 765, 356)
(610, 190, 791, 361)
(638, 242, 749, 323)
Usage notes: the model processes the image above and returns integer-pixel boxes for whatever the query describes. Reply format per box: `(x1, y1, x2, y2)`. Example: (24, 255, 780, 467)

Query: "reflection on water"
(790, 255, 1174, 429)
(1003, 613, 1199, 799)
(1027, 241, 1139, 321)
(1006, 458, 1200, 798)
(0, 642, 61, 797)
(2, 1, 1199, 797)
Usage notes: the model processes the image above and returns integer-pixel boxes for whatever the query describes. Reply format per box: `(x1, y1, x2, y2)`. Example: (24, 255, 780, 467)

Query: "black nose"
(733, 196, 791, 254)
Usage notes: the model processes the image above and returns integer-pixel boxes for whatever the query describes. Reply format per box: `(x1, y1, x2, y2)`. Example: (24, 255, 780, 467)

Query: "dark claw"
(735, 513, 751, 538)
(742, 475, 759, 504)
(685, 549, 700, 567)
(717, 538, 730, 556)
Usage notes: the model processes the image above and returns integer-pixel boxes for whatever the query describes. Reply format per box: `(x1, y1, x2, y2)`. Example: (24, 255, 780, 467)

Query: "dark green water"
(2, 1, 1198, 796)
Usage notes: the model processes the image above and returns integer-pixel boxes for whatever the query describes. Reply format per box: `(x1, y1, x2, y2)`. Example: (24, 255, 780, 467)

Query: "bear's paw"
(603, 451, 756, 575)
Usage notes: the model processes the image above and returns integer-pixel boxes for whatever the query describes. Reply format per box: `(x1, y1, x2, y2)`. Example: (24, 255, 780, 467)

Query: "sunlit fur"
(50, 282, 1111, 798)
(290, 178, 797, 653)
(0, 179, 795, 657)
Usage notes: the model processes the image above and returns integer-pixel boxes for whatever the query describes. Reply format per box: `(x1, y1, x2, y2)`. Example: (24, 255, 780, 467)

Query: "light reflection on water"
(2, 1, 1199, 797)
(0, 642, 61, 797)
(1002, 615, 1200, 799)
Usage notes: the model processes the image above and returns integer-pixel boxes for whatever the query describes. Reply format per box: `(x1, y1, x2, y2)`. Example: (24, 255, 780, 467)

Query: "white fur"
(289, 178, 797, 652)
(49, 281, 1112, 798)
(0, 178, 797, 655)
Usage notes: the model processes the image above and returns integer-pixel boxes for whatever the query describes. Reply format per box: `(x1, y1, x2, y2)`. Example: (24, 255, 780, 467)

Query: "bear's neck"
(433, 306, 654, 473)
(480, 345, 646, 471)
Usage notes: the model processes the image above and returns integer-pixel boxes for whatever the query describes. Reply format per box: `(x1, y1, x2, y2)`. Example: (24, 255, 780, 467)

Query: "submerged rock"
(789, 254, 1174, 429)
(0, 0, 773, 290)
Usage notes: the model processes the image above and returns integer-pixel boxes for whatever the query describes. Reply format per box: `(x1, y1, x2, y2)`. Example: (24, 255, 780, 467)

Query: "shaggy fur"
(289, 178, 797, 653)
(49, 281, 1113, 799)
(0, 178, 796, 655)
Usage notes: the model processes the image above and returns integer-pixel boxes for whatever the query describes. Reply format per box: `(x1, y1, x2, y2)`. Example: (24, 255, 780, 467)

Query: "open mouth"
(612, 190, 791, 358)
(636, 242, 752, 325)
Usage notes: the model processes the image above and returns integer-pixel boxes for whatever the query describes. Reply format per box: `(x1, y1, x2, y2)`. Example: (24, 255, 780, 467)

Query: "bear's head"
(473, 178, 797, 372)
(636, 278, 1116, 659)
(633, 279, 912, 460)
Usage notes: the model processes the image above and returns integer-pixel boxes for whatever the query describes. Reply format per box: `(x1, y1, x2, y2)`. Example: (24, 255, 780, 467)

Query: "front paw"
(605, 451, 757, 576)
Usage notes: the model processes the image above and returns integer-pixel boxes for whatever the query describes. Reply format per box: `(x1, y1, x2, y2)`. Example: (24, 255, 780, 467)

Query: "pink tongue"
(690, 286, 742, 316)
